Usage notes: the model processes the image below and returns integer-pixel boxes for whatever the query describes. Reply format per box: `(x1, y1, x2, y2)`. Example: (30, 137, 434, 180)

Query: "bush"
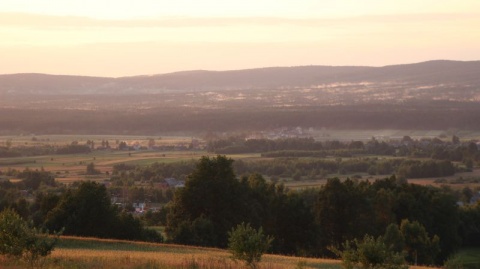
(0, 208, 60, 267)
(335, 234, 407, 269)
(228, 222, 273, 269)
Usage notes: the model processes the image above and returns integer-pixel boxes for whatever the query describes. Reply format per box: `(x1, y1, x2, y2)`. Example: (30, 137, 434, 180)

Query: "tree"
(86, 162, 100, 175)
(45, 181, 116, 237)
(335, 234, 407, 269)
(18, 170, 56, 190)
(400, 219, 440, 265)
(5, 139, 12, 149)
(383, 223, 405, 253)
(228, 222, 273, 269)
(0, 208, 59, 267)
(148, 138, 155, 148)
(315, 178, 374, 250)
(45, 181, 162, 242)
(166, 155, 246, 247)
(118, 141, 128, 150)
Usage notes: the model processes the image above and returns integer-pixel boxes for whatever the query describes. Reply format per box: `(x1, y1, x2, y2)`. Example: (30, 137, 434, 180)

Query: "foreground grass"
(2, 236, 342, 269)
(1, 236, 441, 269)
(448, 248, 480, 269)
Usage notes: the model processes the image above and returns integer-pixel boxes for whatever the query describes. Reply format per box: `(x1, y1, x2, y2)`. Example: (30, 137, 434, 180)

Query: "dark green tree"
(315, 178, 374, 251)
(166, 155, 245, 247)
(400, 219, 440, 266)
(45, 181, 116, 237)
(383, 223, 405, 253)
(45, 181, 161, 242)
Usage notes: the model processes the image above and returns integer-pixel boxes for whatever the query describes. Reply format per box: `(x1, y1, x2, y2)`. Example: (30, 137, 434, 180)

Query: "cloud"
(1, 12, 478, 29)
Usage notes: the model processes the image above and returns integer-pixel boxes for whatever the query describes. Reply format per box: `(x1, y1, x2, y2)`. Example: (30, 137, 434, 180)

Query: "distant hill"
(1, 60, 479, 95)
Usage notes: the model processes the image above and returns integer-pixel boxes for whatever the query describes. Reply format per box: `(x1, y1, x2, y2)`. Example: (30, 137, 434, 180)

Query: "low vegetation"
(0, 208, 60, 268)
(228, 222, 274, 268)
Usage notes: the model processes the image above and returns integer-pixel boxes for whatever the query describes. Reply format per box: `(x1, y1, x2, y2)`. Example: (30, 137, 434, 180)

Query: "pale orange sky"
(1, 0, 479, 77)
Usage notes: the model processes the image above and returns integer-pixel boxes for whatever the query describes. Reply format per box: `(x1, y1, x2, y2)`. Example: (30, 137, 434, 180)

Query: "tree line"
(165, 156, 477, 265)
(208, 136, 479, 165)
(2, 101, 480, 134)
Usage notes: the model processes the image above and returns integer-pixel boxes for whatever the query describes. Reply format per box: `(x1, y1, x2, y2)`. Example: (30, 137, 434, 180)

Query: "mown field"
(2, 236, 342, 269)
(1, 236, 445, 269)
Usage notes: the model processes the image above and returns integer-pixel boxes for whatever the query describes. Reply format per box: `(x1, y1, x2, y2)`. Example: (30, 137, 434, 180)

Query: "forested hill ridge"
(1, 60, 480, 95)
(1, 60, 480, 134)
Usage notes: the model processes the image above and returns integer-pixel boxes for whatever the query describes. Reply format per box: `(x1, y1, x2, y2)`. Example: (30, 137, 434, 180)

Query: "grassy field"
(0, 131, 259, 174)
(0, 236, 443, 269)
(0, 135, 194, 148)
(446, 248, 480, 269)
(2, 236, 343, 269)
(0, 150, 209, 184)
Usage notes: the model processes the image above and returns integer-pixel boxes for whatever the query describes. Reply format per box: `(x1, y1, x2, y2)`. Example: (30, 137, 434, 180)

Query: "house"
(164, 178, 185, 188)
(133, 202, 146, 213)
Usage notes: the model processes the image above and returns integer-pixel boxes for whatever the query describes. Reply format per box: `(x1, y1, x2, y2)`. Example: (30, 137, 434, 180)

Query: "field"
(0, 135, 200, 183)
(1, 132, 479, 190)
(0, 236, 443, 269)
(2, 236, 343, 269)
(447, 248, 480, 269)
(0, 151, 198, 184)
(408, 168, 480, 190)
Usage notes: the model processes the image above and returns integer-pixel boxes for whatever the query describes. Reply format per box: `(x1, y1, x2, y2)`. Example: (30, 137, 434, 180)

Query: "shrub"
(0, 208, 60, 267)
(228, 222, 273, 269)
(335, 234, 408, 269)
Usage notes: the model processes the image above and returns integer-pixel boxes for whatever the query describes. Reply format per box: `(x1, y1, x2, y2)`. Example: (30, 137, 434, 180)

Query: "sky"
(1, 0, 479, 77)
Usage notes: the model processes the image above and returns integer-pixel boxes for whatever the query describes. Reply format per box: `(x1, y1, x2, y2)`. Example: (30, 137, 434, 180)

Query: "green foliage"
(228, 222, 273, 269)
(459, 203, 480, 247)
(166, 157, 318, 254)
(383, 224, 405, 253)
(17, 169, 56, 190)
(166, 156, 243, 247)
(445, 248, 480, 269)
(0, 208, 59, 267)
(56, 144, 91, 154)
(336, 234, 407, 269)
(315, 178, 375, 248)
(45, 181, 162, 242)
(400, 219, 440, 265)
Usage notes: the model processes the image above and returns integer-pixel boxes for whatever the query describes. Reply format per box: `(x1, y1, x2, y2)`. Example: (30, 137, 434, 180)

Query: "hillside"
(1, 60, 479, 95)
(1, 235, 342, 269)
(1, 60, 480, 134)
(2, 236, 441, 269)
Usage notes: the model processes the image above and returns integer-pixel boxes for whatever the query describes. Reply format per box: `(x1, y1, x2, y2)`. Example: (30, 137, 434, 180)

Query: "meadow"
(446, 248, 480, 269)
(2, 236, 343, 269)
(1, 236, 448, 269)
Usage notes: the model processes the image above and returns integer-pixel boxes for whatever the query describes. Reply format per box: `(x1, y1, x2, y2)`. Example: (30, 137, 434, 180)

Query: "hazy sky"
(1, 0, 479, 77)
